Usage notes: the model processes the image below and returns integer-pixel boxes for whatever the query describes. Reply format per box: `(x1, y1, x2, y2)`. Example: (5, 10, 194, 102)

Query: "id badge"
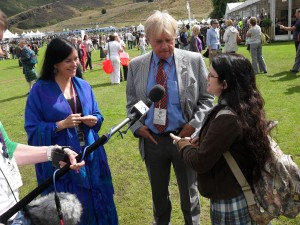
(78, 131, 86, 147)
(153, 108, 167, 126)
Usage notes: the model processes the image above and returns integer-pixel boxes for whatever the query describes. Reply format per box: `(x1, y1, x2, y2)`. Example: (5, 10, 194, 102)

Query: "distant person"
(99, 34, 106, 60)
(206, 19, 222, 64)
(113, 32, 127, 81)
(280, 8, 300, 73)
(18, 39, 37, 94)
(9, 43, 16, 59)
(70, 37, 83, 79)
(15, 44, 23, 67)
(189, 24, 202, 53)
(83, 34, 94, 71)
(126, 32, 133, 49)
(104, 35, 122, 85)
(246, 17, 267, 74)
(24, 37, 118, 225)
(139, 32, 147, 55)
(223, 19, 239, 53)
(77, 38, 87, 73)
(126, 10, 214, 225)
(178, 26, 189, 50)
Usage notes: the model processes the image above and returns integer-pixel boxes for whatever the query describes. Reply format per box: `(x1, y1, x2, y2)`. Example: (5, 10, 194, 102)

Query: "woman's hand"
(79, 115, 98, 127)
(170, 133, 195, 145)
(58, 113, 82, 130)
(170, 133, 181, 145)
(190, 137, 199, 145)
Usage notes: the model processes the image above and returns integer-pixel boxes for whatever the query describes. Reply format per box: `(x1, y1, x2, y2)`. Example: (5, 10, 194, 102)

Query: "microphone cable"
(53, 169, 65, 225)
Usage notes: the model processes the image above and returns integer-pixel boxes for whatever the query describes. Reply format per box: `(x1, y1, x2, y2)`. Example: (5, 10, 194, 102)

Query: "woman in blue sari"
(24, 37, 118, 225)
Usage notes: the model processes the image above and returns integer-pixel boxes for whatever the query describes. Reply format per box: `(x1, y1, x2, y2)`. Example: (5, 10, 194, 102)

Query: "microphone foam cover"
(26, 192, 82, 225)
(149, 84, 165, 102)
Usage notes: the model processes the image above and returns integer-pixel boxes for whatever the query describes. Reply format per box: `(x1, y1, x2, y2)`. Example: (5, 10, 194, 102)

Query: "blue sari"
(25, 77, 118, 225)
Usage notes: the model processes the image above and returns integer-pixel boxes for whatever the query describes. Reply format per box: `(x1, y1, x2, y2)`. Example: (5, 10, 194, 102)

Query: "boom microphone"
(26, 192, 82, 225)
(0, 84, 166, 224)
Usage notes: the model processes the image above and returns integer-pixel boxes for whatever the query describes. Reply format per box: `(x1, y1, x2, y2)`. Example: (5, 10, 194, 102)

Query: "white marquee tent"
(3, 29, 19, 39)
(136, 23, 144, 32)
(22, 30, 45, 38)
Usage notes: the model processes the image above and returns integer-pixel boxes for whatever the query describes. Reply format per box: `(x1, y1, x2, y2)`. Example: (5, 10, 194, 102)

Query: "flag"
(186, 1, 190, 11)
(186, 1, 191, 24)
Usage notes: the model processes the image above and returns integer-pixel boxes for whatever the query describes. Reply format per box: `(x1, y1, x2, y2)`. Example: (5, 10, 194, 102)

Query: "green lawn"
(0, 42, 299, 225)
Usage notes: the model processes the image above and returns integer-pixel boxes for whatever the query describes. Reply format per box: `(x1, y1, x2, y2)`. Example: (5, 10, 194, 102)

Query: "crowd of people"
(1, 11, 298, 90)
(1, 6, 300, 225)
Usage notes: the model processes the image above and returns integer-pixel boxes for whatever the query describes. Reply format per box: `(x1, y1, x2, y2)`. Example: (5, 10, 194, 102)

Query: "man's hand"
(137, 125, 158, 144)
(178, 123, 195, 138)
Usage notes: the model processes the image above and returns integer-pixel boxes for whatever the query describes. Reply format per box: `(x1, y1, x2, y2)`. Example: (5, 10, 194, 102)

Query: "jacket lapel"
(174, 49, 188, 111)
(139, 53, 152, 102)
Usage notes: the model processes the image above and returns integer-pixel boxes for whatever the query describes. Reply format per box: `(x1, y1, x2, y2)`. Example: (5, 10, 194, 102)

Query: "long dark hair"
(40, 37, 75, 80)
(212, 53, 272, 181)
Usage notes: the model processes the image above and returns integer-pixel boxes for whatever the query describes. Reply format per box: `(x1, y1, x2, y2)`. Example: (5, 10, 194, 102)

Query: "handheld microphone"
(148, 84, 165, 104)
(129, 84, 165, 121)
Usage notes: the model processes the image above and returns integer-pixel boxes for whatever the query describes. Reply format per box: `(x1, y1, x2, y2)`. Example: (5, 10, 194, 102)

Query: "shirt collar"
(152, 52, 174, 66)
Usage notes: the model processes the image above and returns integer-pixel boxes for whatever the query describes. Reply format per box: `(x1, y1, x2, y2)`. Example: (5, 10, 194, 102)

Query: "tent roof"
(225, 0, 260, 15)
(137, 23, 144, 31)
(3, 29, 19, 39)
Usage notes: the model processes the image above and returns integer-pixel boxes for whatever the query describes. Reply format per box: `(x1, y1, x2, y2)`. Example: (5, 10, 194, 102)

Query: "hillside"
(4, 0, 213, 33)
(1, 0, 110, 17)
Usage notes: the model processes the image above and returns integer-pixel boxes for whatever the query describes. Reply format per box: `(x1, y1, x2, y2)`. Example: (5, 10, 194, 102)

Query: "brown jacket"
(177, 106, 256, 200)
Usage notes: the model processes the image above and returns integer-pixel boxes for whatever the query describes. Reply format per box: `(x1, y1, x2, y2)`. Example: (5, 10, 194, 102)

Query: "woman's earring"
(222, 80, 228, 89)
(53, 67, 58, 75)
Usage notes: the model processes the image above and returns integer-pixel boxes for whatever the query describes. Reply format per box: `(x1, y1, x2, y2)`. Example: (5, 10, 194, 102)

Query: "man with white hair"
(126, 10, 214, 225)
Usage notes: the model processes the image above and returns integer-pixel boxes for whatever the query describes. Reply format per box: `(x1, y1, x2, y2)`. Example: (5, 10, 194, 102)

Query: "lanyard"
(70, 81, 77, 114)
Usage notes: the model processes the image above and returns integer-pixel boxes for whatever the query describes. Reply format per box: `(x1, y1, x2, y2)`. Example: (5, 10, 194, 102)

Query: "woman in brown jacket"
(171, 53, 273, 224)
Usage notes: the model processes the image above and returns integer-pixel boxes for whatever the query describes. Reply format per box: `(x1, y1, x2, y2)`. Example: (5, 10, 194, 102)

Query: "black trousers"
(123, 65, 128, 81)
(85, 51, 92, 69)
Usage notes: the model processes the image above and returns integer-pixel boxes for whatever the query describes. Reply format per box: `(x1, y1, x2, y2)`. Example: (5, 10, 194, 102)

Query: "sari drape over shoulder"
(25, 77, 118, 225)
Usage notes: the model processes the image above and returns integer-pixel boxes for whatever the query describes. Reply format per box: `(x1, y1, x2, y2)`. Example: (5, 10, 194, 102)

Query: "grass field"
(0, 42, 299, 225)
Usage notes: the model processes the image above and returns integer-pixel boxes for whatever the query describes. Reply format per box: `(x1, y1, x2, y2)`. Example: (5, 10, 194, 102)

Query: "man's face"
(211, 22, 219, 28)
(71, 39, 77, 44)
(148, 32, 175, 60)
(296, 11, 300, 19)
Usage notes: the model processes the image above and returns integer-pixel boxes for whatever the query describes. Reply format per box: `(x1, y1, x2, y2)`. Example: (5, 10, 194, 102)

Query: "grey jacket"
(126, 48, 214, 159)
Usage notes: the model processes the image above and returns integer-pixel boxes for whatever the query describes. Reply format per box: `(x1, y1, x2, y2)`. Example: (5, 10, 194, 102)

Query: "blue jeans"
(250, 42, 267, 74)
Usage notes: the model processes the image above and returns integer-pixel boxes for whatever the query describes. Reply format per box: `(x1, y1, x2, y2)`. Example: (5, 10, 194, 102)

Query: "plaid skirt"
(23, 63, 37, 82)
(210, 193, 256, 225)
